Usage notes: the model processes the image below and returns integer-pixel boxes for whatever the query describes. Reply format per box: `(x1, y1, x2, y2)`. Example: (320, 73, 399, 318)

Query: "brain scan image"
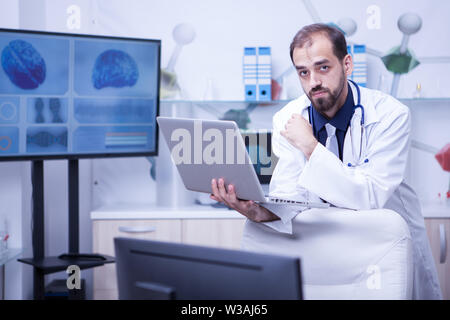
(1, 39, 46, 89)
(92, 49, 138, 89)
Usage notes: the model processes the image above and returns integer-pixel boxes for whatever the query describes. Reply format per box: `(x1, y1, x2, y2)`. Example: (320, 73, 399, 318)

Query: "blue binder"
(257, 47, 271, 101)
(243, 47, 257, 101)
(347, 44, 367, 87)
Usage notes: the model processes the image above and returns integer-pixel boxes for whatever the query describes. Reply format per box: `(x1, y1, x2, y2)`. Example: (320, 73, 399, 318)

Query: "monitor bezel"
(0, 27, 161, 161)
(114, 237, 303, 300)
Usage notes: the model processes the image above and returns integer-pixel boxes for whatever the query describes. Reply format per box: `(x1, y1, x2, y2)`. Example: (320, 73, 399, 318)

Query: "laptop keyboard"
(268, 197, 306, 204)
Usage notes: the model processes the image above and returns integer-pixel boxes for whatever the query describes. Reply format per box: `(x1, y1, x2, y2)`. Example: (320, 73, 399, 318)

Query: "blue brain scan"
(1, 39, 46, 89)
(92, 49, 139, 89)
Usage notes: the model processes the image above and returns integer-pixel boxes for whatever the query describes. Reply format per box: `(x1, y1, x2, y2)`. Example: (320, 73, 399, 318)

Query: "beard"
(307, 71, 346, 114)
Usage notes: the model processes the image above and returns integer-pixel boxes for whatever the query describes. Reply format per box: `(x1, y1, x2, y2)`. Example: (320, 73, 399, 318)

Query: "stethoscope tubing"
(307, 79, 366, 166)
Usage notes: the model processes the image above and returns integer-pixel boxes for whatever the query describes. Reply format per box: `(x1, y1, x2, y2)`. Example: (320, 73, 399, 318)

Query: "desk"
(90, 203, 244, 220)
(91, 202, 450, 299)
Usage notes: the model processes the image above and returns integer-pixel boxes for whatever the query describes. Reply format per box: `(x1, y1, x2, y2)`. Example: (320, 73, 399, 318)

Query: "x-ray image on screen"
(92, 49, 139, 89)
(0, 127, 19, 154)
(0, 97, 20, 124)
(73, 126, 154, 154)
(74, 39, 158, 97)
(0, 28, 160, 160)
(0, 35, 69, 95)
(2, 39, 46, 89)
(74, 98, 154, 124)
(26, 127, 68, 153)
(27, 97, 68, 124)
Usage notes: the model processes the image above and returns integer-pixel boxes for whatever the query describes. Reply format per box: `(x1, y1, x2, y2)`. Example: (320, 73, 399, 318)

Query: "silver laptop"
(157, 116, 329, 209)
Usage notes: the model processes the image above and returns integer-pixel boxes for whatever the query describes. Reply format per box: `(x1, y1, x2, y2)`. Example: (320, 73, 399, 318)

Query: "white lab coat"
(257, 82, 442, 300)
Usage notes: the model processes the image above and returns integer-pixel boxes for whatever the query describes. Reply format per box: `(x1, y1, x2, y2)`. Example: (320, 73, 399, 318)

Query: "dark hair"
(289, 23, 348, 62)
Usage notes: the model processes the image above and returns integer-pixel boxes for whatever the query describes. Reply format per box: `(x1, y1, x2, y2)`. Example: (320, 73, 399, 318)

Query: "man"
(210, 23, 441, 299)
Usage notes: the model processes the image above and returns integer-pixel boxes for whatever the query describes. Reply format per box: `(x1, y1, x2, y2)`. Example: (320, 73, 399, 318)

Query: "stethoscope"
(308, 79, 368, 167)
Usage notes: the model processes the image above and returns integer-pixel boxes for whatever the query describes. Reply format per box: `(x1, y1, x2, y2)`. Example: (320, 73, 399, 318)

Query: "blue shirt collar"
(311, 83, 355, 132)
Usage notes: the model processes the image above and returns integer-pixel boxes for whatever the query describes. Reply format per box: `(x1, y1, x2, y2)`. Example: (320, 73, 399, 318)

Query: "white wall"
(0, 0, 449, 299)
(43, 0, 450, 101)
(0, 0, 94, 299)
(408, 100, 450, 203)
(74, 0, 450, 205)
(0, 0, 29, 300)
(0, 162, 24, 299)
(108, 0, 450, 99)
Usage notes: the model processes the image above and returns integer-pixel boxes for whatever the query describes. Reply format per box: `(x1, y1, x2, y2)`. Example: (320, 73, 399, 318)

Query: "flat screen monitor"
(0, 28, 160, 161)
(242, 130, 278, 184)
(114, 237, 303, 300)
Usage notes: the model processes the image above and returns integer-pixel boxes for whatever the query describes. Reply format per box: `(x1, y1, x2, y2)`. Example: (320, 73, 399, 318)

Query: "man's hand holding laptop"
(210, 178, 281, 223)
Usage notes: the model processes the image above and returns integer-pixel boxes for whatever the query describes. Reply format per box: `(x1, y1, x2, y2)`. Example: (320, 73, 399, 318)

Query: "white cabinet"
(91, 205, 246, 300)
(424, 218, 450, 300)
(93, 219, 182, 300)
(182, 219, 245, 249)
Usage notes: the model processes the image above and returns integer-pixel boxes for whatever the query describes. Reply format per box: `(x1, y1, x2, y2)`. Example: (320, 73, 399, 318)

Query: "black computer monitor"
(114, 237, 303, 300)
(0, 28, 160, 161)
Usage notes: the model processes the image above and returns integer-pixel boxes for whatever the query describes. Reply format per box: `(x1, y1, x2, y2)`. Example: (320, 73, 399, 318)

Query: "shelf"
(0, 248, 22, 266)
(18, 254, 115, 275)
(160, 98, 450, 104)
(159, 97, 450, 131)
(399, 98, 450, 103)
(160, 100, 288, 130)
(421, 202, 450, 218)
(160, 99, 292, 105)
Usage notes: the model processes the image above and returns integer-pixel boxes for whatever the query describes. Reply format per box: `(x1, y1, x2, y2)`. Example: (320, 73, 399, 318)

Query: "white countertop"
(421, 201, 450, 218)
(0, 248, 22, 266)
(90, 203, 244, 220)
(90, 201, 450, 220)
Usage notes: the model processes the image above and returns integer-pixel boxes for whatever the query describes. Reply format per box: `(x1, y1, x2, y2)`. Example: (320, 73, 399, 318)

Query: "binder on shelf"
(347, 44, 367, 87)
(243, 47, 257, 101)
(257, 47, 271, 101)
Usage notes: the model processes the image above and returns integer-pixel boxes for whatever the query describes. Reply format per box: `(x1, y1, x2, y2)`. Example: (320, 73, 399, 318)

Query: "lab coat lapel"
(342, 83, 380, 166)
(343, 128, 353, 165)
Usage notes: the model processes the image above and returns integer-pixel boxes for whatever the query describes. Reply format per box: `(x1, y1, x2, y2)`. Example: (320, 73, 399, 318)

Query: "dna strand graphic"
(27, 130, 68, 148)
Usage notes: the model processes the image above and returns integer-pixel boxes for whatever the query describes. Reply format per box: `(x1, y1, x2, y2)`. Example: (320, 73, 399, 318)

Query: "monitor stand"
(59, 159, 107, 262)
(18, 159, 114, 300)
(58, 253, 106, 261)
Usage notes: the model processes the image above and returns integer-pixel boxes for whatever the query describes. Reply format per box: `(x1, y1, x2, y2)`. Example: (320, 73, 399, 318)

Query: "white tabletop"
(90, 203, 244, 220)
(0, 248, 22, 267)
(90, 201, 450, 220)
(421, 201, 450, 218)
